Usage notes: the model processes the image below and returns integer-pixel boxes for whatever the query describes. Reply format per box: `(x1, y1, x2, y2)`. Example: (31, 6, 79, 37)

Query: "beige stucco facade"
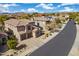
(4, 19, 42, 43)
(5, 22, 21, 42)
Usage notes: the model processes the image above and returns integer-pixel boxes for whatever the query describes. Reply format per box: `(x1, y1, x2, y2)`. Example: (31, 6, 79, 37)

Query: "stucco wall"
(4, 23, 21, 42)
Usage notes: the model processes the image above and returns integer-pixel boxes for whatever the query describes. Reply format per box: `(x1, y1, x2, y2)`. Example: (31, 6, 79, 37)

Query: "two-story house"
(4, 19, 42, 43)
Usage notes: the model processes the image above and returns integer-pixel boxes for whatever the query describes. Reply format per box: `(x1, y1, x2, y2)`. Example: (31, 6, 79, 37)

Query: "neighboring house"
(4, 19, 42, 43)
(32, 16, 56, 31)
(0, 32, 7, 45)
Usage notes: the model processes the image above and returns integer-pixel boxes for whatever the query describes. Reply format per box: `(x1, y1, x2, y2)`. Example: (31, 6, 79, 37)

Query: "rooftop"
(4, 19, 32, 26)
(33, 16, 56, 21)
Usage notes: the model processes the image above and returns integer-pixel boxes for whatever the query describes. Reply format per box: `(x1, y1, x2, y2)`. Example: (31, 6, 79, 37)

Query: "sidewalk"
(68, 25, 79, 56)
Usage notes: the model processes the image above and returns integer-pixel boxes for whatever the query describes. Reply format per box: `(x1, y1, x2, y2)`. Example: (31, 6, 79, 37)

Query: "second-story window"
(27, 25, 31, 30)
(17, 26, 25, 31)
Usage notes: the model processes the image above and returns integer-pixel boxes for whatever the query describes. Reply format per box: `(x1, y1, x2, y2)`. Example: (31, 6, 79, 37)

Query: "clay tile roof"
(4, 19, 31, 26)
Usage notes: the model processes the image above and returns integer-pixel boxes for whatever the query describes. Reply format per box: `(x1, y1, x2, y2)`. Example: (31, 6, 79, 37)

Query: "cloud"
(13, 8, 38, 13)
(57, 3, 75, 7)
(36, 3, 53, 10)
(61, 3, 74, 6)
(27, 8, 38, 13)
(0, 3, 19, 8)
(0, 9, 8, 13)
(59, 7, 74, 12)
(0, 7, 10, 13)
(9, 9, 26, 13)
(0, 3, 19, 13)
(47, 3, 53, 6)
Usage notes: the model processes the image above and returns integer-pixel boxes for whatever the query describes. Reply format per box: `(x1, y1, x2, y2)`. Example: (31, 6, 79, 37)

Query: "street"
(29, 20, 77, 56)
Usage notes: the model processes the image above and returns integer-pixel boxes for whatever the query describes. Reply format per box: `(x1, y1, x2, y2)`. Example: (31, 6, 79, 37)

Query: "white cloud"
(12, 8, 38, 13)
(61, 3, 74, 5)
(9, 9, 26, 13)
(0, 3, 19, 8)
(36, 3, 53, 10)
(57, 3, 75, 7)
(57, 5, 61, 7)
(0, 3, 19, 13)
(47, 3, 53, 6)
(0, 8, 10, 13)
(64, 7, 74, 11)
(27, 8, 38, 13)
(59, 7, 74, 12)
(0, 7, 8, 13)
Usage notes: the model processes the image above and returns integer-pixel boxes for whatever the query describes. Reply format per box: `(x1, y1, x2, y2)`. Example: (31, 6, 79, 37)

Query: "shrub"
(7, 37, 17, 49)
(76, 19, 79, 24)
(56, 19, 61, 24)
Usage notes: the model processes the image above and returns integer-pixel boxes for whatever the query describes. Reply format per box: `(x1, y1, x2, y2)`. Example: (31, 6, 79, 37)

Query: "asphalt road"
(29, 20, 77, 56)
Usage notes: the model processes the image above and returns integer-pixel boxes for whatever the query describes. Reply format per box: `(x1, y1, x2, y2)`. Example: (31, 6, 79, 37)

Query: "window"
(27, 25, 31, 30)
(37, 23, 39, 26)
(17, 26, 25, 31)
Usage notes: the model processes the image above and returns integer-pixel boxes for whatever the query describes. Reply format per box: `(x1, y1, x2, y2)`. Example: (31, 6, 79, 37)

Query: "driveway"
(29, 20, 77, 56)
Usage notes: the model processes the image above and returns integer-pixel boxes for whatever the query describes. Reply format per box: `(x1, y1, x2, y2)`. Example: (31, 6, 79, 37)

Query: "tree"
(69, 12, 79, 20)
(55, 18, 61, 24)
(0, 15, 8, 25)
(7, 37, 17, 49)
(45, 21, 56, 32)
(0, 15, 8, 32)
(76, 18, 79, 24)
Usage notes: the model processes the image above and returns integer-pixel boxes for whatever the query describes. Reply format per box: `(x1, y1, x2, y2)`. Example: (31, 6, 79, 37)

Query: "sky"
(0, 3, 79, 13)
